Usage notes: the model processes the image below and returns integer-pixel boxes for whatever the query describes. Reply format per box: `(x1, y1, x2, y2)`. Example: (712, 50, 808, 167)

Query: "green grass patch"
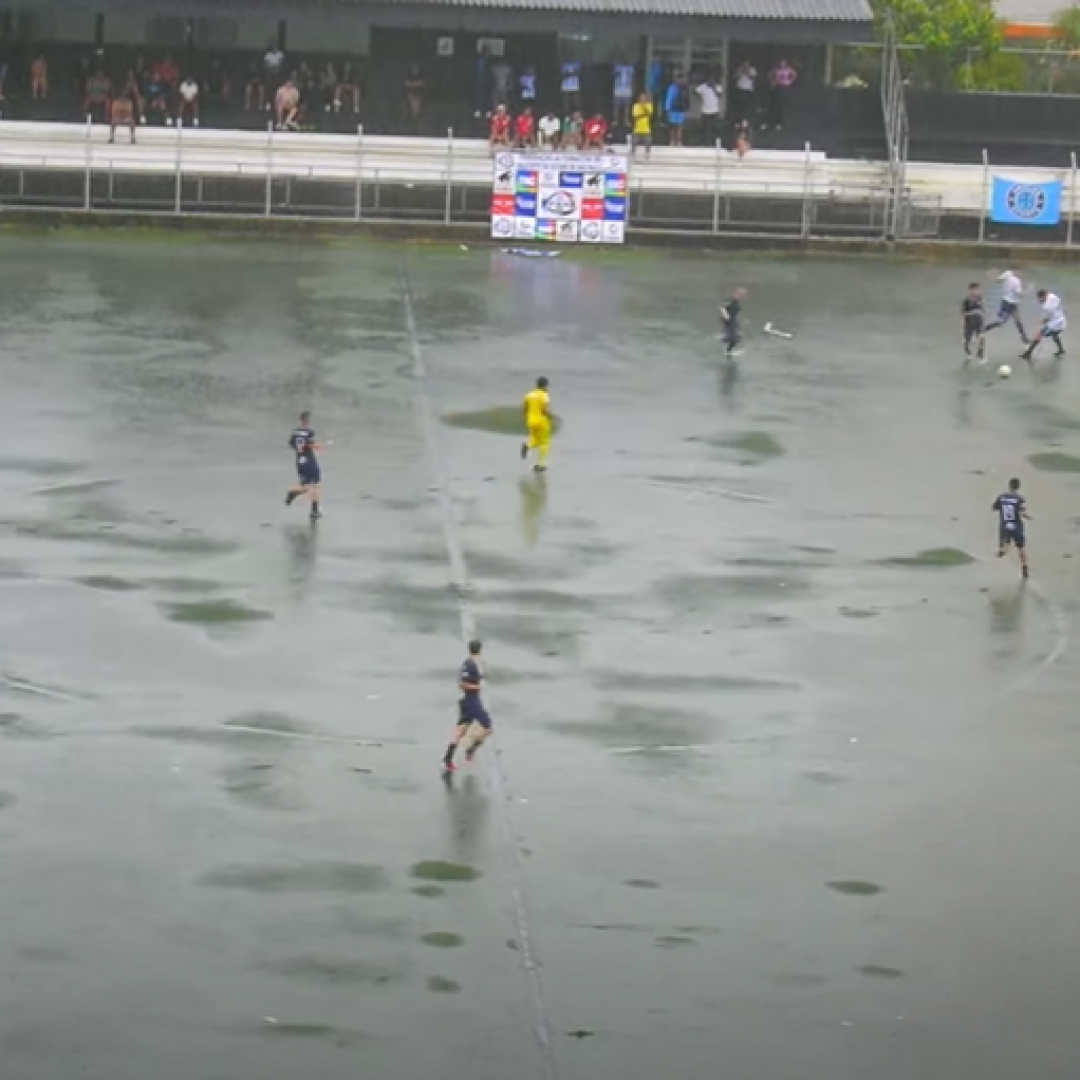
(410, 860, 481, 883)
(442, 405, 563, 437)
(164, 599, 273, 625)
(882, 547, 974, 568)
(1028, 451, 1080, 473)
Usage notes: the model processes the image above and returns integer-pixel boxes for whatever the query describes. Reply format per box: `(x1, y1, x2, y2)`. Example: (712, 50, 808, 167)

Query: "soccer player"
(442, 639, 492, 772)
(285, 410, 324, 520)
(1020, 289, 1066, 362)
(985, 268, 1029, 344)
(961, 281, 986, 362)
(521, 376, 552, 472)
(993, 477, 1030, 579)
(720, 287, 747, 357)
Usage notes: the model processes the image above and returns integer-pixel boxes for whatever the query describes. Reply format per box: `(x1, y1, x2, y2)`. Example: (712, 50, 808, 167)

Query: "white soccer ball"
(998, 364, 1012, 379)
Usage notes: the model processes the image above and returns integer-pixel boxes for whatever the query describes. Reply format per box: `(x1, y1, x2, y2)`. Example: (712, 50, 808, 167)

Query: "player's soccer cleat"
(309, 509, 323, 520)
(520, 442, 528, 460)
(285, 491, 299, 506)
(533, 464, 546, 473)
(1022, 564, 1030, 579)
(442, 760, 457, 773)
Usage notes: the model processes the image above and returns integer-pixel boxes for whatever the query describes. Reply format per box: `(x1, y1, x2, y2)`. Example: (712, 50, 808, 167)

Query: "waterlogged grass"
(410, 860, 481, 883)
(78, 575, 145, 592)
(164, 598, 273, 625)
(827, 880, 885, 897)
(420, 931, 464, 948)
(442, 405, 563, 437)
(716, 431, 785, 458)
(1028, 451, 1080, 473)
(426, 976, 461, 993)
(411, 884, 446, 898)
(882, 547, 975, 568)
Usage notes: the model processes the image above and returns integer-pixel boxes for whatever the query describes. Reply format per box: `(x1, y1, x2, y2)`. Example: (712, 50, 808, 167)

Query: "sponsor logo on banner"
(581, 198, 604, 221)
(493, 170, 514, 193)
(580, 220, 603, 242)
(514, 217, 536, 239)
(541, 189, 577, 217)
(556, 220, 580, 242)
(583, 172, 604, 194)
(602, 221, 626, 243)
(602, 155, 626, 170)
(536, 219, 557, 241)
(603, 197, 627, 221)
(540, 169, 560, 189)
(491, 216, 514, 239)
(491, 193, 515, 216)
(604, 173, 627, 197)
(515, 170, 538, 194)
(559, 171, 583, 189)
(494, 152, 514, 171)
(515, 193, 538, 215)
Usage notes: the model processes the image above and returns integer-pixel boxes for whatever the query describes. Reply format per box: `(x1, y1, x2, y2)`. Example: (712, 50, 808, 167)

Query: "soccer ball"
(998, 364, 1012, 379)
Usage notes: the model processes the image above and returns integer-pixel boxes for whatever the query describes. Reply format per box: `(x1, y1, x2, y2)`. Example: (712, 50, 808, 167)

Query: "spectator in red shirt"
(152, 57, 178, 88)
(514, 106, 535, 148)
(584, 112, 607, 150)
(489, 103, 511, 150)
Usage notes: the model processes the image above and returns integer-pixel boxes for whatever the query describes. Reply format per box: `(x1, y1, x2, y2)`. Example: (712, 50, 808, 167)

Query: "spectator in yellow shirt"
(631, 92, 653, 160)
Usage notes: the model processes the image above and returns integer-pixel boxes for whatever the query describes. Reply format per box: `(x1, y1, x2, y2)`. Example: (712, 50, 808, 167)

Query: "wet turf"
(4, 240, 1080, 1080)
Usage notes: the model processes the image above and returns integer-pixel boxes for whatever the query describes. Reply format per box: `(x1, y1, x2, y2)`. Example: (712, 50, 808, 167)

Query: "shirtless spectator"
(514, 106, 535, 148)
(489, 103, 511, 150)
(584, 112, 607, 150)
(275, 78, 300, 130)
(177, 75, 199, 127)
(335, 62, 360, 114)
(109, 87, 136, 143)
(120, 69, 144, 124)
(84, 68, 111, 124)
(319, 62, 337, 111)
(31, 54, 47, 100)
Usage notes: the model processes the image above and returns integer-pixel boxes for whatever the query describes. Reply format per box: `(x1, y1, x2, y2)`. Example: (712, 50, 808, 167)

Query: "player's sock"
(520, 442, 528, 460)
(443, 743, 457, 767)
(286, 490, 299, 506)
(1022, 563, 1030, 579)
(310, 501, 322, 519)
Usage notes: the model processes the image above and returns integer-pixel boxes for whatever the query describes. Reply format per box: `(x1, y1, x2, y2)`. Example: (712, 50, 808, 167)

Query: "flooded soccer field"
(3, 235, 1080, 1080)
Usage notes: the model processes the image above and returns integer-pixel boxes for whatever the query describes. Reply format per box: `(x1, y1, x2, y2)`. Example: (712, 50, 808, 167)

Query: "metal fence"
(0, 124, 918, 240)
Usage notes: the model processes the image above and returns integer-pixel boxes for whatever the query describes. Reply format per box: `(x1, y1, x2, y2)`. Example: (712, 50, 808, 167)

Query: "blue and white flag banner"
(990, 177, 1063, 226)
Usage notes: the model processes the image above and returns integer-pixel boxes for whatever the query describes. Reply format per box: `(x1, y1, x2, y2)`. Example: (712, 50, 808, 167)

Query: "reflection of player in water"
(519, 472, 549, 545)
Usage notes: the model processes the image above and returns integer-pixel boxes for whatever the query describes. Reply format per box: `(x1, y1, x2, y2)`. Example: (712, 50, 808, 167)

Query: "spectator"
(514, 105, 535, 148)
(491, 55, 513, 108)
(538, 109, 560, 149)
(120, 69, 145, 125)
(664, 73, 689, 146)
(275, 78, 300, 130)
(768, 59, 797, 130)
(404, 64, 424, 129)
(562, 109, 583, 150)
(209, 57, 232, 103)
(612, 61, 634, 129)
(489, 103, 511, 150)
(584, 112, 607, 150)
(518, 67, 537, 111)
(733, 116, 751, 160)
(560, 60, 581, 115)
(152, 55, 179, 93)
(31, 53, 47, 100)
(336, 63, 361, 114)
(696, 75, 723, 146)
(263, 42, 285, 87)
(631, 91, 653, 160)
(245, 64, 265, 112)
(733, 61, 757, 129)
(177, 75, 200, 127)
(319, 62, 337, 111)
(84, 68, 111, 124)
(109, 87, 136, 144)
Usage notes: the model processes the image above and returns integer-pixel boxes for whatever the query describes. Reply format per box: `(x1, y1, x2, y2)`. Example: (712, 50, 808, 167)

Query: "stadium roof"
(398, 0, 872, 15)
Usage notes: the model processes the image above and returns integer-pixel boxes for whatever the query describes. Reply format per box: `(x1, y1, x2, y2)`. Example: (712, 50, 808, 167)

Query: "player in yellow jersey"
(521, 376, 552, 472)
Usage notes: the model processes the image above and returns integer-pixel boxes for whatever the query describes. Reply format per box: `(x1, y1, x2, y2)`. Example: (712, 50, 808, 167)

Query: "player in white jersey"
(1021, 289, 1066, 362)
(985, 269, 1029, 344)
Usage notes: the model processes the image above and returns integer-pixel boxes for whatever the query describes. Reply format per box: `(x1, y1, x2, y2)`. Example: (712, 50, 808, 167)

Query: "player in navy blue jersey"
(993, 477, 1030, 579)
(285, 410, 323, 520)
(442, 640, 492, 772)
(720, 287, 747, 357)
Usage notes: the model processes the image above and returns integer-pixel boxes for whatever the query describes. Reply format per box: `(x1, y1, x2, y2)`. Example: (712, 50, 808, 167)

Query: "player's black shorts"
(1000, 526, 1025, 549)
(297, 464, 321, 486)
(964, 319, 984, 344)
(458, 695, 492, 730)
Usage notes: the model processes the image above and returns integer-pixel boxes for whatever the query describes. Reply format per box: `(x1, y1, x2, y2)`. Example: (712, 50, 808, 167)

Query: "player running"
(993, 477, 1030, 579)
(720, 288, 747, 358)
(442, 639, 492, 772)
(521, 376, 553, 472)
(984, 268, 1029, 344)
(961, 281, 986, 363)
(1020, 289, 1066, 363)
(285, 410, 324, 520)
